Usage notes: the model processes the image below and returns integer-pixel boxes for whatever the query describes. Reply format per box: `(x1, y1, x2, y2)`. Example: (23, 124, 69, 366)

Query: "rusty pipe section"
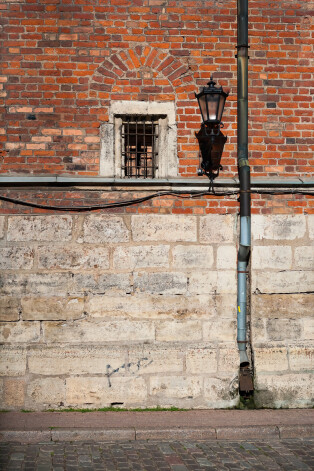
(237, 0, 251, 372)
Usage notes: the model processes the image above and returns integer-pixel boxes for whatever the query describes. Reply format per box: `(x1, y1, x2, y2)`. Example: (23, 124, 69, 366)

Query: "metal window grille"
(121, 116, 159, 178)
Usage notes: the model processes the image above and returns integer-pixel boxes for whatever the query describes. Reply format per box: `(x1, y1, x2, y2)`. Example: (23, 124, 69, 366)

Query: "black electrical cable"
(0, 189, 313, 211)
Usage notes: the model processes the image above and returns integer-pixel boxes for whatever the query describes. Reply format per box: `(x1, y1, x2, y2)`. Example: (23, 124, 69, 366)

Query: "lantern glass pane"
(206, 94, 219, 121)
(198, 95, 207, 123)
(217, 95, 226, 122)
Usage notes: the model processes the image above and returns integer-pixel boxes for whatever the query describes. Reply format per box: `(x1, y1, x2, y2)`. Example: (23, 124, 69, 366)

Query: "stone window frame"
(100, 101, 178, 179)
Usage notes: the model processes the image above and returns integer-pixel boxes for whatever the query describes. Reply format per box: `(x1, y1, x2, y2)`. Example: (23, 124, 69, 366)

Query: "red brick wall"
(1, 0, 313, 178)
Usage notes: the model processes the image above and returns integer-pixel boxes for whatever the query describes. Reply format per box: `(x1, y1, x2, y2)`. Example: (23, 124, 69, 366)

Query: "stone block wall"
(0, 213, 313, 410)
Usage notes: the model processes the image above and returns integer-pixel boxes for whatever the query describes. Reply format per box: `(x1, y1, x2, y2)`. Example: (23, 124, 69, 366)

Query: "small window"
(100, 101, 178, 179)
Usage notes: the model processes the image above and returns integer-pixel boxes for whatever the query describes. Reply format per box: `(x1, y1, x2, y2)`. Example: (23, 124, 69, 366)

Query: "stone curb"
(1, 424, 313, 443)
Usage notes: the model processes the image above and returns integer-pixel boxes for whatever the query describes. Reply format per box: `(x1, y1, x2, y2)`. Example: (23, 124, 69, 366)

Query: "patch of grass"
(21, 409, 33, 413)
(45, 406, 187, 413)
(0, 410, 9, 413)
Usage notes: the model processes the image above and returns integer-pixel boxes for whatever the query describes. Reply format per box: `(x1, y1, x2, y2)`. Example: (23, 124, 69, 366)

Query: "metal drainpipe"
(237, 0, 254, 394)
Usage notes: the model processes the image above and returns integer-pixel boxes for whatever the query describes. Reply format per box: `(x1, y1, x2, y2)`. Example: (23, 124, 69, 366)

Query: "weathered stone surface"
(0, 297, 20, 322)
(172, 245, 214, 269)
(71, 273, 131, 295)
(251, 318, 267, 344)
(0, 347, 27, 376)
(4, 379, 25, 407)
(203, 319, 237, 343)
(150, 376, 202, 399)
(253, 270, 314, 294)
(134, 272, 187, 295)
(28, 346, 127, 375)
(7, 215, 72, 242)
(199, 215, 235, 244)
(156, 320, 202, 342)
(218, 348, 239, 373)
(0, 216, 5, 239)
(203, 377, 238, 408)
(254, 347, 289, 372)
(217, 246, 237, 269)
(131, 215, 197, 242)
(252, 246, 292, 270)
(266, 319, 302, 341)
(128, 346, 183, 374)
(303, 318, 314, 340)
(294, 246, 314, 270)
(186, 347, 217, 373)
(289, 347, 314, 371)
(79, 215, 129, 243)
(189, 271, 236, 295)
(0, 273, 71, 296)
(252, 214, 306, 240)
(251, 293, 314, 319)
(113, 245, 169, 269)
(0, 322, 40, 343)
(21, 297, 84, 321)
(38, 246, 109, 270)
(0, 247, 34, 270)
(27, 378, 66, 408)
(43, 319, 155, 343)
(254, 373, 314, 408)
(308, 215, 314, 239)
(66, 376, 147, 406)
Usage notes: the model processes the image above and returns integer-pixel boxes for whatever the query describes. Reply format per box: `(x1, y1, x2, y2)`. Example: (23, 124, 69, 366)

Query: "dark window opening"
(121, 116, 159, 178)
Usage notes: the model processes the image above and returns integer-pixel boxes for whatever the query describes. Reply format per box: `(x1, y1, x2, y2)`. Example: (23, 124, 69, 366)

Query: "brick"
(113, 245, 169, 269)
(252, 215, 306, 240)
(172, 245, 214, 268)
(252, 246, 292, 269)
(131, 215, 197, 242)
(79, 215, 129, 243)
(200, 215, 235, 244)
(37, 245, 109, 270)
(156, 320, 202, 342)
(7, 216, 72, 242)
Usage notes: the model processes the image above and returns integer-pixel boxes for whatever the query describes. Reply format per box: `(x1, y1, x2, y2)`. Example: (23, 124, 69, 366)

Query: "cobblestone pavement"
(0, 439, 313, 471)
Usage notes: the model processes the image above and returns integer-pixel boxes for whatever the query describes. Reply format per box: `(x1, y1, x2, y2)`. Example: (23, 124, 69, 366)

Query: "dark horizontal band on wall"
(0, 176, 313, 190)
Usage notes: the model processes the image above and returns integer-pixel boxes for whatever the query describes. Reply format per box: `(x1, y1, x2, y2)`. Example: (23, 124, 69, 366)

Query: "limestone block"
(294, 246, 314, 270)
(289, 347, 314, 371)
(0, 347, 27, 376)
(252, 214, 306, 240)
(113, 245, 169, 270)
(128, 346, 183, 375)
(4, 379, 25, 407)
(254, 373, 313, 408)
(203, 377, 239, 408)
(0, 247, 34, 270)
(203, 319, 237, 343)
(218, 348, 239, 374)
(251, 318, 267, 344)
(156, 320, 202, 342)
(21, 297, 84, 321)
(172, 245, 214, 269)
(251, 293, 314, 319)
(0, 216, 5, 239)
(186, 347, 217, 373)
(0, 273, 71, 296)
(7, 215, 72, 242)
(150, 376, 202, 399)
(215, 294, 237, 319)
(131, 215, 197, 242)
(66, 376, 147, 406)
(266, 319, 302, 341)
(199, 214, 235, 244)
(27, 378, 66, 407)
(72, 273, 131, 295)
(252, 246, 292, 270)
(38, 246, 109, 270)
(254, 347, 289, 372)
(189, 271, 236, 295)
(308, 215, 314, 239)
(217, 271, 237, 294)
(88, 294, 215, 319)
(0, 322, 40, 343)
(79, 215, 129, 243)
(43, 319, 155, 343)
(0, 297, 20, 322)
(28, 346, 127, 375)
(134, 272, 187, 295)
(217, 246, 237, 269)
(303, 318, 314, 340)
(253, 270, 314, 294)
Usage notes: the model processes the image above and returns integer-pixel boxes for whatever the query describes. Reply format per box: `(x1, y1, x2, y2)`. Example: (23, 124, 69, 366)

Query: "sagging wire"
(0, 189, 313, 212)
